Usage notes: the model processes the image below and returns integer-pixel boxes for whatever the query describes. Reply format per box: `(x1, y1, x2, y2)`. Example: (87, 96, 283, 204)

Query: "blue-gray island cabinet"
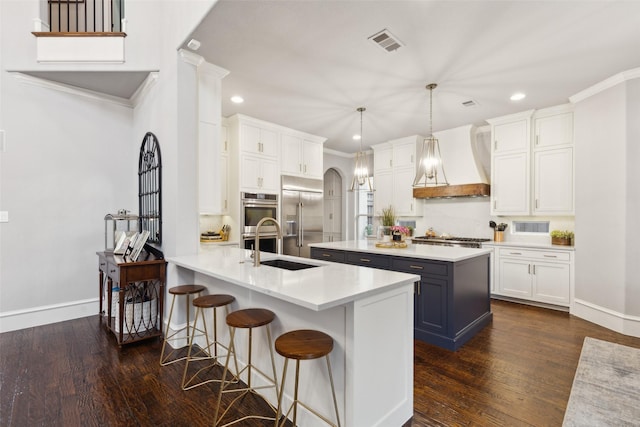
(310, 241, 493, 351)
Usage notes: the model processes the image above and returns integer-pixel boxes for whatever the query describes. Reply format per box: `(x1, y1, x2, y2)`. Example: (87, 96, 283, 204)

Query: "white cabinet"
(372, 136, 421, 217)
(494, 246, 572, 307)
(197, 62, 228, 214)
(280, 133, 325, 179)
(227, 115, 281, 194)
(240, 154, 279, 193)
(240, 123, 278, 157)
(488, 110, 533, 216)
(532, 107, 574, 215)
(488, 105, 574, 216)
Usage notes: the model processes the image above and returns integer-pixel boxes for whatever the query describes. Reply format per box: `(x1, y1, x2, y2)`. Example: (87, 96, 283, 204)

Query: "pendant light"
(413, 83, 449, 187)
(350, 107, 374, 191)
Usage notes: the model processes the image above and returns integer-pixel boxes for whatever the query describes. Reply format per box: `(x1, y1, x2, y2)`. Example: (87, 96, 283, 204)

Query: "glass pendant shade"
(413, 83, 449, 187)
(350, 107, 374, 192)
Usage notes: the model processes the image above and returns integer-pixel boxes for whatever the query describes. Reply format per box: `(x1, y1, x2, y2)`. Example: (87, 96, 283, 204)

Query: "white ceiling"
(184, 0, 640, 153)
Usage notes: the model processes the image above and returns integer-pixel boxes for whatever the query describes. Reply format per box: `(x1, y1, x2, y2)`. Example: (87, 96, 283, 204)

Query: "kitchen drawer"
(345, 252, 390, 269)
(498, 248, 570, 262)
(310, 248, 345, 263)
(391, 257, 449, 276)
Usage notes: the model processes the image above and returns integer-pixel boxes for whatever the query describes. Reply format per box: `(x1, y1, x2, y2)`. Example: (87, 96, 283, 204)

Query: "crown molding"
(130, 72, 159, 108)
(570, 67, 640, 103)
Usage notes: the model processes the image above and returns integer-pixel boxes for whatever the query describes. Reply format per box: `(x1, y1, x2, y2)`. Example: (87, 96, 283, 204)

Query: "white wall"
(573, 75, 640, 335)
(0, 0, 218, 331)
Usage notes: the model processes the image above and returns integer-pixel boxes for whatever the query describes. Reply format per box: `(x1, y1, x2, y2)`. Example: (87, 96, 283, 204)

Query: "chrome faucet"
(254, 217, 282, 267)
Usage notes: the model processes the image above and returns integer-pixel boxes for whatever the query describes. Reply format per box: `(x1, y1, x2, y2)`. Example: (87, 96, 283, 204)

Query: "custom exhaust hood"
(413, 124, 491, 199)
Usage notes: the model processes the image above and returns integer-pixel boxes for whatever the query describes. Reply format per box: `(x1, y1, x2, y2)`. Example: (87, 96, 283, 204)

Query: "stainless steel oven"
(241, 192, 278, 253)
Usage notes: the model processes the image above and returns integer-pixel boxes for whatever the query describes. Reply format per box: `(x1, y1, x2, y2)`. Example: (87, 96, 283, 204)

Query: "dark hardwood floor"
(2, 299, 640, 426)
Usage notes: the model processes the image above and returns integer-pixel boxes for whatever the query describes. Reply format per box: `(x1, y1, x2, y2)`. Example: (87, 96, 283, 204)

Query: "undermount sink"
(260, 259, 320, 271)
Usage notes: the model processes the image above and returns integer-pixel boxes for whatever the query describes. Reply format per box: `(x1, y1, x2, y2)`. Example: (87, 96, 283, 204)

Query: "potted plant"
(379, 205, 396, 241)
(551, 230, 574, 246)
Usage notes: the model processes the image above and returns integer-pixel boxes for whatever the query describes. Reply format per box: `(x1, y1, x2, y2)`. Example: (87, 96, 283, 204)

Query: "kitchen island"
(310, 240, 493, 351)
(169, 246, 420, 427)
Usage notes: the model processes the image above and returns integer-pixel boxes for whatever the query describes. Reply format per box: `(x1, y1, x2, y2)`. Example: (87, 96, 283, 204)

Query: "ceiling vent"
(368, 29, 404, 52)
(462, 100, 478, 107)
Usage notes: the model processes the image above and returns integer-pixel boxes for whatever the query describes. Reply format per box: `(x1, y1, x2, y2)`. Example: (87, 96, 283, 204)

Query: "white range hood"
(413, 124, 491, 198)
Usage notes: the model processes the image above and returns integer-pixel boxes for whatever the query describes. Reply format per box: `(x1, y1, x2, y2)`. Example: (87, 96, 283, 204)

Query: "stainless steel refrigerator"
(281, 175, 323, 258)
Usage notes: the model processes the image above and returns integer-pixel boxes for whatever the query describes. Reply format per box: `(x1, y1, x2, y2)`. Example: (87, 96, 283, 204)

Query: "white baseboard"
(0, 298, 99, 333)
(572, 299, 640, 338)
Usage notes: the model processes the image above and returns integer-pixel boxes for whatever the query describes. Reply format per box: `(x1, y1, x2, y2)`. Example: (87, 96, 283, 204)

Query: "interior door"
(300, 191, 323, 258)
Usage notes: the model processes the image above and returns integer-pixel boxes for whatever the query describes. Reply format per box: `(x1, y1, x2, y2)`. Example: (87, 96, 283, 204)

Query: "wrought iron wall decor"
(138, 132, 162, 244)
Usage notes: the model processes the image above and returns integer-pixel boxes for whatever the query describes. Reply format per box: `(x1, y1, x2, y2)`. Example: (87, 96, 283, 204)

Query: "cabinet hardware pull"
(299, 163, 302, 172)
(415, 282, 421, 295)
(494, 140, 498, 150)
(409, 265, 423, 270)
(532, 265, 536, 275)
(224, 140, 228, 151)
(110, 269, 116, 273)
(528, 264, 531, 274)
(304, 164, 307, 173)
(510, 252, 522, 255)
(536, 199, 539, 208)
(536, 135, 539, 145)
(411, 154, 414, 163)
(360, 258, 371, 262)
(494, 200, 497, 209)
(543, 255, 557, 258)
(390, 160, 392, 167)
(322, 254, 331, 257)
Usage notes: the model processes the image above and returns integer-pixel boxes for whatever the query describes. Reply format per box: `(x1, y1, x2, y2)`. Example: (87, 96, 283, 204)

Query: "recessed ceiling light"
(353, 134, 361, 141)
(510, 92, 526, 101)
(230, 95, 244, 104)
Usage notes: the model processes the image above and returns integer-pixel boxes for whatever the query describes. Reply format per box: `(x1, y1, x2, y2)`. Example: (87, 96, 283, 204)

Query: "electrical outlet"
(0, 211, 8, 223)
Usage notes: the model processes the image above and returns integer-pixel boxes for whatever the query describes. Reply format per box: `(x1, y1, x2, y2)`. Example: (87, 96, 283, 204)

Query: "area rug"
(563, 337, 640, 426)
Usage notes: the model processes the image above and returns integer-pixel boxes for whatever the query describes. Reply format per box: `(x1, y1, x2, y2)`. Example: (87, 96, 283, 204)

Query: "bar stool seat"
(182, 294, 236, 390)
(275, 329, 341, 427)
(159, 284, 206, 366)
(214, 308, 279, 427)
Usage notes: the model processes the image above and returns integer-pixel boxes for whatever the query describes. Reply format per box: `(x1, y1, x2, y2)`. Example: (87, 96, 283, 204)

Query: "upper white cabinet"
(227, 114, 326, 195)
(240, 123, 278, 158)
(372, 136, 422, 216)
(488, 105, 574, 216)
(280, 132, 325, 179)
(532, 106, 574, 215)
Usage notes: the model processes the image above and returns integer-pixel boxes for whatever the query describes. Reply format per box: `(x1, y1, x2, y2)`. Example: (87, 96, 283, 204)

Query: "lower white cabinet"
(494, 246, 572, 307)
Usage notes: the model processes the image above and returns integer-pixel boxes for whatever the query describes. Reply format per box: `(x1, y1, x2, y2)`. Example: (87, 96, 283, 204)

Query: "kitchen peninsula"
(169, 246, 420, 427)
(310, 241, 493, 351)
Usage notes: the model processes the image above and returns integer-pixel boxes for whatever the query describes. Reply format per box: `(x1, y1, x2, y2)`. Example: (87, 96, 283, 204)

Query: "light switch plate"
(0, 211, 8, 222)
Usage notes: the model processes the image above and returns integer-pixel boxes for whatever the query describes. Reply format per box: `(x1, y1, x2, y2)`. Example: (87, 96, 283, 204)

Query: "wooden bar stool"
(182, 294, 236, 390)
(274, 329, 341, 427)
(214, 308, 279, 427)
(159, 284, 206, 366)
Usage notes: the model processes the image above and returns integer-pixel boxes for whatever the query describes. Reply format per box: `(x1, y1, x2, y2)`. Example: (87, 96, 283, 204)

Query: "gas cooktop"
(411, 236, 491, 248)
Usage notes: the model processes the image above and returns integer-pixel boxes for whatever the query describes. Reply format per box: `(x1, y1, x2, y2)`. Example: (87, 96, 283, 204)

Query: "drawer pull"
(322, 253, 332, 258)
(110, 269, 116, 273)
(360, 258, 371, 263)
(509, 252, 522, 255)
(543, 255, 558, 258)
(409, 265, 424, 270)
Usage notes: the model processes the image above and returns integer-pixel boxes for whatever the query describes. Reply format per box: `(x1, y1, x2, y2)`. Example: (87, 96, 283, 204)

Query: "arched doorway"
(323, 168, 343, 242)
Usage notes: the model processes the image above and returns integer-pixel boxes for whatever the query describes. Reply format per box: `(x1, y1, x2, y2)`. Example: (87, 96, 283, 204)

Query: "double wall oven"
(240, 192, 278, 253)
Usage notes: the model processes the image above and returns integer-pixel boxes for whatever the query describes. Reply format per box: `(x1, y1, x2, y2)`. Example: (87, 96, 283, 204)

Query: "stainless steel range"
(411, 236, 491, 248)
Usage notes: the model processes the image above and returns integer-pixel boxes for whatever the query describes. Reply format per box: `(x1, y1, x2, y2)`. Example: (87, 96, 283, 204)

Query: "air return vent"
(368, 29, 404, 52)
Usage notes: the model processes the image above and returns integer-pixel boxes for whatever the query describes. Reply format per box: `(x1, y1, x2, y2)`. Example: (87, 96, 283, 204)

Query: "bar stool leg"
(326, 355, 341, 427)
(159, 293, 178, 366)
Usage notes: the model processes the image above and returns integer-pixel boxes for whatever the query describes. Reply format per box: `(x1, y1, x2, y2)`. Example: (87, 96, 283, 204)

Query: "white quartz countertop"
(310, 240, 493, 262)
(168, 247, 420, 311)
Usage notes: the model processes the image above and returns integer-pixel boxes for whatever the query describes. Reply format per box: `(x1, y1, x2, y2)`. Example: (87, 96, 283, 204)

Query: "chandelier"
(413, 83, 449, 187)
(350, 107, 374, 191)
